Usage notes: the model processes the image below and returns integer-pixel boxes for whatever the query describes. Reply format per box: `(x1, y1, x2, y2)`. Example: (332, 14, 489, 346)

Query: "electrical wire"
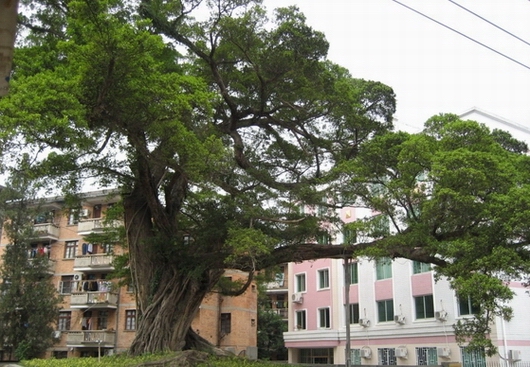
(391, 0, 530, 71)
(447, 0, 530, 47)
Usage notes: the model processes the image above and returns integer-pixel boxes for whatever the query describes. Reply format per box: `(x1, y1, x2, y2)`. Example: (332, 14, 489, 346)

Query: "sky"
(263, 0, 530, 133)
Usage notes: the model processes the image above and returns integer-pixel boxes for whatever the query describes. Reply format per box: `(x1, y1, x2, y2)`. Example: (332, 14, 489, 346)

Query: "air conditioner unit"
(53, 330, 62, 339)
(437, 347, 451, 358)
(361, 347, 372, 359)
(291, 293, 303, 304)
(509, 350, 521, 361)
(394, 315, 406, 325)
(73, 272, 84, 281)
(359, 318, 370, 327)
(396, 346, 408, 358)
(435, 310, 448, 321)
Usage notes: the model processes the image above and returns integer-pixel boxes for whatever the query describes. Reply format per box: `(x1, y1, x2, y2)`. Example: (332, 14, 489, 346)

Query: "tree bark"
(124, 188, 225, 355)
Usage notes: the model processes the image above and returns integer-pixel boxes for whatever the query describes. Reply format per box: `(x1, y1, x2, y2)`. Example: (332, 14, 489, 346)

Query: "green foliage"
(341, 114, 530, 354)
(257, 309, 288, 360)
(20, 351, 179, 367)
(0, 174, 62, 360)
(19, 353, 292, 367)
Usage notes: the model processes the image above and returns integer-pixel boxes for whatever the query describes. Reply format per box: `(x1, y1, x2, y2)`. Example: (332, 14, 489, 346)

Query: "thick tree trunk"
(124, 190, 224, 355)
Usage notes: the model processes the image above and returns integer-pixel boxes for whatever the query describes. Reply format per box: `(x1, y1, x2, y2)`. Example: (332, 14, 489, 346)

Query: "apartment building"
(284, 110, 530, 366)
(286, 258, 530, 366)
(0, 189, 257, 360)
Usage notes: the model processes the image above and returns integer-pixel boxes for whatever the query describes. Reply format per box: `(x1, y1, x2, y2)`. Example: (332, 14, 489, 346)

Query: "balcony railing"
(74, 254, 114, 271)
(77, 218, 122, 235)
(70, 291, 118, 309)
(66, 330, 116, 347)
(31, 223, 60, 240)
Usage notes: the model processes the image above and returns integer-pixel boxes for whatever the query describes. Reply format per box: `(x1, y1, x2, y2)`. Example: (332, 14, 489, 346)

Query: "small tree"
(257, 308, 287, 360)
(0, 175, 62, 360)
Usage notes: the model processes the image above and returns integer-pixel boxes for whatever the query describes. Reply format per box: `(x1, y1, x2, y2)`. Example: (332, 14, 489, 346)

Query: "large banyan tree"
(2, 0, 530, 356)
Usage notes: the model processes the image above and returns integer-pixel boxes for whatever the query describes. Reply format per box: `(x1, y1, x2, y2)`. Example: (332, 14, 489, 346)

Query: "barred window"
(125, 310, 136, 330)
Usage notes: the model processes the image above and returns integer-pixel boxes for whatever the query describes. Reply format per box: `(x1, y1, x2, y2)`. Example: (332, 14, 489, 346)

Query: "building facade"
(284, 208, 530, 366)
(0, 189, 257, 360)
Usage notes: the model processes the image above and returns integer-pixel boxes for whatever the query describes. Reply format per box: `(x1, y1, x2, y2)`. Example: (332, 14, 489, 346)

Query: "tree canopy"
(1, 0, 529, 357)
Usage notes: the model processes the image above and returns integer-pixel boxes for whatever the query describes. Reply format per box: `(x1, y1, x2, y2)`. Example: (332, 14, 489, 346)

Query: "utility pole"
(344, 255, 352, 367)
(0, 0, 20, 96)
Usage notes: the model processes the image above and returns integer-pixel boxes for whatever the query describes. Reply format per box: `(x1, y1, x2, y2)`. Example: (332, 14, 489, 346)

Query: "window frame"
(377, 299, 394, 322)
(295, 273, 306, 293)
(295, 310, 307, 330)
(415, 294, 435, 319)
(458, 295, 481, 316)
(378, 347, 397, 365)
(220, 313, 231, 335)
(318, 307, 331, 329)
(349, 303, 360, 324)
(97, 310, 109, 330)
(376, 257, 392, 280)
(64, 241, 78, 259)
(348, 262, 359, 284)
(57, 311, 71, 331)
(413, 261, 432, 274)
(416, 347, 438, 366)
(125, 310, 136, 331)
(317, 268, 330, 290)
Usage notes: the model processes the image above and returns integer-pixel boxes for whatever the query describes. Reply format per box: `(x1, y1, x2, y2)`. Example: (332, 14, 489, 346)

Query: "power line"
(391, 0, 530, 71)
(447, 0, 530, 47)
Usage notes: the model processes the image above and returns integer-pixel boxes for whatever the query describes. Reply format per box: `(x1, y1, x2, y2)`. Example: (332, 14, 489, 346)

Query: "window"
(343, 225, 357, 244)
(317, 233, 330, 245)
(378, 348, 397, 365)
(318, 308, 330, 328)
(64, 241, 78, 259)
(97, 311, 109, 330)
(377, 299, 394, 322)
(372, 214, 390, 238)
(318, 269, 330, 289)
(376, 257, 392, 280)
(458, 295, 480, 316)
(295, 273, 306, 293)
(59, 275, 74, 294)
(220, 313, 231, 334)
(102, 243, 114, 254)
(350, 349, 362, 365)
(295, 310, 306, 330)
(416, 347, 438, 365)
(347, 261, 359, 284)
(125, 310, 136, 330)
(413, 261, 431, 274)
(349, 303, 360, 324)
(67, 209, 79, 225)
(57, 311, 71, 331)
(415, 295, 435, 319)
(300, 348, 334, 364)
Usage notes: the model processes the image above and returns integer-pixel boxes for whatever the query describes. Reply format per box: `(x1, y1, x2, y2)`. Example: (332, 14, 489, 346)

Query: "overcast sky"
(263, 0, 530, 132)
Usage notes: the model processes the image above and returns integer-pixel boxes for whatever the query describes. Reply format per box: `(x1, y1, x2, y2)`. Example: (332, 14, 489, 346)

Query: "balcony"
(31, 223, 59, 241)
(74, 254, 114, 272)
(77, 218, 122, 235)
(70, 291, 118, 309)
(66, 330, 116, 348)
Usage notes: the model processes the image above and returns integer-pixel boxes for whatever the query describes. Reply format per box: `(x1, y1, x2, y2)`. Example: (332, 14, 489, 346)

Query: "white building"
(283, 110, 530, 366)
